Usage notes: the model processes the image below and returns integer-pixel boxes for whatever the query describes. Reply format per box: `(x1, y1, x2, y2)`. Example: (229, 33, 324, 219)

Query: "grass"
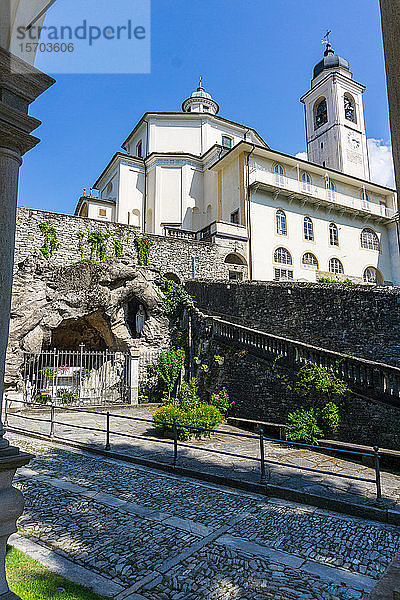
(5, 546, 109, 600)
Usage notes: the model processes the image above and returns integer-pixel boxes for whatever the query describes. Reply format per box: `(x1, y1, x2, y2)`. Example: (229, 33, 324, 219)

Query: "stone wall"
(186, 280, 400, 366)
(15, 208, 246, 282)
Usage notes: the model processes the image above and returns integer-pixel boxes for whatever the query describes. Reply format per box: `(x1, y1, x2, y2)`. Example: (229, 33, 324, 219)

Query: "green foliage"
(36, 392, 50, 404)
(41, 367, 57, 382)
(152, 403, 222, 441)
(77, 231, 85, 259)
(73, 368, 91, 383)
(318, 277, 355, 285)
(210, 387, 234, 415)
(113, 237, 123, 258)
(295, 361, 350, 404)
(157, 276, 194, 323)
(177, 377, 200, 411)
(321, 401, 340, 433)
(134, 235, 153, 265)
(149, 347, 186, 400)
(57, 388, 76, 404)
(287, 408, 323, 445)
(87, 229, 109, 261)
(39, 222, 59, 259)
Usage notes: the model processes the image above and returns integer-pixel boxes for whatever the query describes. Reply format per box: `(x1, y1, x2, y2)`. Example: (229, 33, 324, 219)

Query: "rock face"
(6, 252, 172, 391)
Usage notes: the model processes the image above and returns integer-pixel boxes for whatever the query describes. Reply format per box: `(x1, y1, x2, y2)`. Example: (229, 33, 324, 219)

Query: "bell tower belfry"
(300, 40, 370, 180)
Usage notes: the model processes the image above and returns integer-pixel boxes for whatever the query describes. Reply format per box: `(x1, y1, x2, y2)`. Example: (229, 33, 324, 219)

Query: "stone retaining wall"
(186, 280, 400, 365)
(15, 207, 245, 282)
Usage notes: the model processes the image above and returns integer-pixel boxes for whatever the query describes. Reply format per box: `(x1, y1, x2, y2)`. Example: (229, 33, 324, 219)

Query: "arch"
(224, 253, 247, 266)
(344, 93, 357, 123)
(360, 228, 380, 251)
(274, 247, 292, 265)
(301, 172, 312, 193)
(328, 257, 344, 274)
(276, 209, 287, 235)
(163, 272, 181, 284)
(79, 202, 88, 218)
(363, 267, 383, 285)
(303, 216, 314, 241)
(361, 189, 370, 210)
(302, 252, 318, 269)
(131, 209, 140, 227)
(273, 163, 286, 187)
(206, 204, 212, 223)
(329, 222, 339, 246)
(326, 179, 336, 201)
(314, 97, 328, 129)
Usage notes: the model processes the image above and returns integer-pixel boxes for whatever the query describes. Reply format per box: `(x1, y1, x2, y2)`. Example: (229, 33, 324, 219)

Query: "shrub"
(321, 401, 340, 433)
(295, 361, 350, 405)
(153, 403, 222, 440)
(157, 276, 194, 323)
(149, 347, 186, 400)
(286, 408, 323, 445)
(177, 378, 200, 411)
(210, 387, 234, 415)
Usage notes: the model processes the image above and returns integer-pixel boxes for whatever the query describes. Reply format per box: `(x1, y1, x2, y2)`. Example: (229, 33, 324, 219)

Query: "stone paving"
(6, 404, 400, 512)
(8, 433, 400, 600)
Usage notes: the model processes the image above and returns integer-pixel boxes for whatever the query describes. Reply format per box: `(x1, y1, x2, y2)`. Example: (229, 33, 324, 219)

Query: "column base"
(0, 591, 23, 600)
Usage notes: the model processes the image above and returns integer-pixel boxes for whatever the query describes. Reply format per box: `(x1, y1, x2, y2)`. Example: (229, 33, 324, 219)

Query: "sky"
(18, 0, 394, 215)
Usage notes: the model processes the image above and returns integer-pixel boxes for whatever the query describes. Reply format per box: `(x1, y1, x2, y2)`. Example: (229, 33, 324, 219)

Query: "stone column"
(0, 47, 54, 599)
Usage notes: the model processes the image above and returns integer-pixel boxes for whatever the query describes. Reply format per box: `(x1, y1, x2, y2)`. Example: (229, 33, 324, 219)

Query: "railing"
(4, 398, 382, 501)
(22, 347, 131, 406)
(211, 317, 400, 406)
(164, 227, 197, 240)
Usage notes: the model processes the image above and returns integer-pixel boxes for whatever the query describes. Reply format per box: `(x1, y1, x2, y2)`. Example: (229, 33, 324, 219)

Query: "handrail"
(4, 397, 382, 500)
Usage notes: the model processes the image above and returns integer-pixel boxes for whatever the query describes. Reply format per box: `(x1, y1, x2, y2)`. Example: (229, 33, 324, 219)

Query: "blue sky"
(19, 0, 392, 214)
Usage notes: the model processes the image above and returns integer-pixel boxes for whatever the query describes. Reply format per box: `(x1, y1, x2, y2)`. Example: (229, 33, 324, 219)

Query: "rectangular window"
(136, 140, 143, 158)
(274, 268, 293, 281)
(222, 135, 233, 148)
(229, 271, 243, 281)
(98, 208, 107, 217)
(230, 209, 240, 224)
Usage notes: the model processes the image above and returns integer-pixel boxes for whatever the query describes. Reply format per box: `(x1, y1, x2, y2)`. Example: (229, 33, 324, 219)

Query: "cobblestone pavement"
(8, 434, 400, 600)
(6, 404, 400, 512)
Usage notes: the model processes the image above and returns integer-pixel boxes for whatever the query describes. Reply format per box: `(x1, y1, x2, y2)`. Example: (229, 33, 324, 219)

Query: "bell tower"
(300, 40, 370, 180)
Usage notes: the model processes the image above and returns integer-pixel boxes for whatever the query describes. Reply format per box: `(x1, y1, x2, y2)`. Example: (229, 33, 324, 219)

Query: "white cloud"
(295, 140, 395, 189)
(367, 138, 395, 188)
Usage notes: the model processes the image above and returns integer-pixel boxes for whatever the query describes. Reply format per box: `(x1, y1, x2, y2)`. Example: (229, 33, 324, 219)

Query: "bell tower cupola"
(182, 77, 219, 115)
(300, 36, 370, 180)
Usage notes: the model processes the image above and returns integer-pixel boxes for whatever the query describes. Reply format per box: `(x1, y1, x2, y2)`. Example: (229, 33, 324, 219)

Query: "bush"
(321, 401, 340, 433)
(152, 402, 222, 441)
(149, 347, 186, 400)
(286, 408, 323, 445)
(177, 378, 200, 411)
(210, 387, 234, 415)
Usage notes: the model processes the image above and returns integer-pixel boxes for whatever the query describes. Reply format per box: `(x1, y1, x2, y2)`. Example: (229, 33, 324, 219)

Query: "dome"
(313, 43, 350, 79)
(182, 78, 219, 115)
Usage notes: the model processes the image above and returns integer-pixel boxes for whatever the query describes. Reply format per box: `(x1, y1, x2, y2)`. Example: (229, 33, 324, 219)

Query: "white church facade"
(76, 44, 399, 286)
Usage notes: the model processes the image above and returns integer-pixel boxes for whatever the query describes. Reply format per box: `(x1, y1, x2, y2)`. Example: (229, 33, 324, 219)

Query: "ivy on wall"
(76, 228, 124, 262)
(134, 235, 153, 266)
(38, 222, 59, 259)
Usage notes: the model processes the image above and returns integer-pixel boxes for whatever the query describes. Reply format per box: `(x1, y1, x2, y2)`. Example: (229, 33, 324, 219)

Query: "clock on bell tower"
(300, 41, 370, 180)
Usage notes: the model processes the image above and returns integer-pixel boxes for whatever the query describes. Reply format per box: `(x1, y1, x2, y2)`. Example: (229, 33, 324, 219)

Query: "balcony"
(249, 169, 396, 221)
(164, 221, 248, 243)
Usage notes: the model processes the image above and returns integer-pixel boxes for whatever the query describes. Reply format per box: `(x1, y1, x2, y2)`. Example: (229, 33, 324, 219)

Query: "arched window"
(344, 94, 356, 123)
(164, 272, 181, 284)
(329, 258, 344, 274)
(224, 253, 247, 265)
(274, 164, 285, 187)
(304, 216, 314, 241)
(361, 190, 371, 211)
(329, 223, 339, 246)
(276, 209, 287, 235)
(361, 228, 380, 251)
(326, 179, 336, 202)
(131, 209, 140, 227)
(363, 267, 383, 284)
(206, 204, 212, 223)
(274, 247, 292, 265)
(301, 172, 312, 193)
(302, 252, 319, 269)
(315, 98, 328, 129)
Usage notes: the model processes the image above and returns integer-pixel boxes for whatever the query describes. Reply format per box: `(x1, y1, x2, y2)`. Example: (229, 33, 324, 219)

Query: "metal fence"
(4, 398, 383, 501)
(211, 317, 400, 406)
(22, 347, 131, 406)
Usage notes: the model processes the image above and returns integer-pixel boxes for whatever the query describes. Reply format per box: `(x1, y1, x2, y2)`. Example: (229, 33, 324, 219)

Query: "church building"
(76, 43, 399, 286)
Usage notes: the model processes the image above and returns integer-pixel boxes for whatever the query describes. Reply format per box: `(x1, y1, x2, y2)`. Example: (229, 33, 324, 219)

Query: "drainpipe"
(246, 145, 256, 280)
(143, 119, 149, 232)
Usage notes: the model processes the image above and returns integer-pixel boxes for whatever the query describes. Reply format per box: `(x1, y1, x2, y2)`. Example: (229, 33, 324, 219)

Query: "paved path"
(9, 433, 400, 600)
(6, 405, 400, 513)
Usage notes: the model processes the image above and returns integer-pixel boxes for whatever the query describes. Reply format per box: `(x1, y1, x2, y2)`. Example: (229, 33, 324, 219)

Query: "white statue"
(136, 305, 146, 335)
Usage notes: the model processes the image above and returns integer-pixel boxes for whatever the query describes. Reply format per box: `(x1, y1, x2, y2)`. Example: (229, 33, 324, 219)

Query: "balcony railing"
(249, 169, 396, 219)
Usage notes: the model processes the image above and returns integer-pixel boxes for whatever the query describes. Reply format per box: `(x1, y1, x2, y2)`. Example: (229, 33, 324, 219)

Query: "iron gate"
(22, 346, 131, 406)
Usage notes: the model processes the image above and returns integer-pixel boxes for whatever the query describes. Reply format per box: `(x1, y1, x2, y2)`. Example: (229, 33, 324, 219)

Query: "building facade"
(76, 48, 399, 286)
